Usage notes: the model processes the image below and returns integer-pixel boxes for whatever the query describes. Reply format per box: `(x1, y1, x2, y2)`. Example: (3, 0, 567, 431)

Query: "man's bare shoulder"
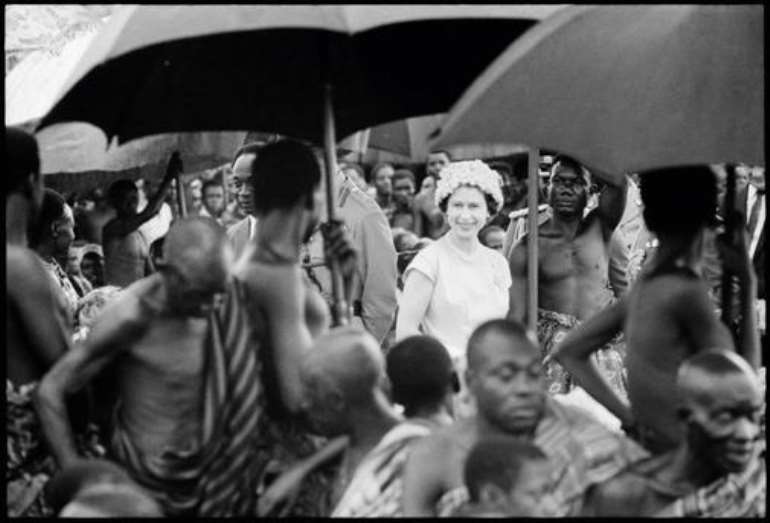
(6, 246, 50, 294)
(410, 419, 472, 460)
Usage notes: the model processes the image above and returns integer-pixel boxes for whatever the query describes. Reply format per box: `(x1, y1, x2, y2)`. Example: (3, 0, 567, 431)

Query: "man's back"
(623, 270, 734, 451)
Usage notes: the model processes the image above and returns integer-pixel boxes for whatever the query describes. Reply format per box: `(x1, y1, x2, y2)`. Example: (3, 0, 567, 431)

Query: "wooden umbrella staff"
(526, 147, 540, 338)
(322, 83, 351, 326)
(721, 163, 737, 330)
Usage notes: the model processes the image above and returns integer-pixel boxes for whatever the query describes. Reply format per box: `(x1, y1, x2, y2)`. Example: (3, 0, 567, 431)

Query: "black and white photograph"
(5, 4, 765, 517)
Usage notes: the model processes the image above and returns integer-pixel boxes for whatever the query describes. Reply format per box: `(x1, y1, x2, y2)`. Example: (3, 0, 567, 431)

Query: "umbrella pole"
(526, 147, 539, 337)
(323, 83, 350, 326)
(175, 173, 187, 218)
(721, 164, 737, 329)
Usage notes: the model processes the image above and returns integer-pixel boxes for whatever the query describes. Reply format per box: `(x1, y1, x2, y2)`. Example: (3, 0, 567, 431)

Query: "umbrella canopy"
(434, 5, 764, 178)
(37, 4, 564, 144)
(36, 123, 247, 175)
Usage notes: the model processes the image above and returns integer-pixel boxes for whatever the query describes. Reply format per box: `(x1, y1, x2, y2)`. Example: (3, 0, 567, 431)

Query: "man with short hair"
(401, 319, 647, 517)
(226, 143, 261, 259)
(386, 335, 458, 427)
(508, 155, 628, 397)
(390, 168, 422, 234)
(582, 350, 765, 517)
(299, 327, 431, 517)
(415, 149, 451, 239)
(199, 179, 226, 225)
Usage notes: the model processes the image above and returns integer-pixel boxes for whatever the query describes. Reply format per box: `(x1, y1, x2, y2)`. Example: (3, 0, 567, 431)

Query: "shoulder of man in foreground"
(581, 464, 657, 517)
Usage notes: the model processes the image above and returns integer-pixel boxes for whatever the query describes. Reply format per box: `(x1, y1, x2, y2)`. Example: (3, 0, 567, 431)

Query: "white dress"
(403, 235, 512, 360)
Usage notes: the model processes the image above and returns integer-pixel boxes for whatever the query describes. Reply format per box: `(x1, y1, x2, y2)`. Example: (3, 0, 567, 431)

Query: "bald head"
(677, 350, 759, 407)
(302, 326, 384, 404)
(163, 216, 231, 285)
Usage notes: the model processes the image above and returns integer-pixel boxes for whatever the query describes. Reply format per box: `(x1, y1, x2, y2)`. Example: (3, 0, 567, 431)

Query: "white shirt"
(138, 202, 173, 246)
(402, 235, 512, 359)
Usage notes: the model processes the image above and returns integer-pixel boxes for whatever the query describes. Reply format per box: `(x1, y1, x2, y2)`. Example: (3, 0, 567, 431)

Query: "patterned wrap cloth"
(435, 395, 649, 517)
(537, 308, 629, 400)
(331, 421, 432, 517)
(6, 380, 105, 517)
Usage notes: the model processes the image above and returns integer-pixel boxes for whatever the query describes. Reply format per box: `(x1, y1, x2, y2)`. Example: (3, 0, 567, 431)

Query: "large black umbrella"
(37, 4, 564, 323)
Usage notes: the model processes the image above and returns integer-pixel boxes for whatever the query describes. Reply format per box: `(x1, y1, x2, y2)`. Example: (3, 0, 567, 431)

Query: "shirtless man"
(401, 319, 647, 517)
(508, 155, 627, 396)
(582, 350, 764, 517)
(102, 154, 178, 287)
(554, 166, 759, 454)
(6, 127, 73, 517)
(35, 218, 244, 516)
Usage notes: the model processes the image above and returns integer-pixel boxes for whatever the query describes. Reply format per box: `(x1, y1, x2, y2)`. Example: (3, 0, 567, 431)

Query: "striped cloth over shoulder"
(111, 277, 269, 516)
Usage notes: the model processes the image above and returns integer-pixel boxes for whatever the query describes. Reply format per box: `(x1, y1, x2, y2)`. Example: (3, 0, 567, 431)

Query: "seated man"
(401, 319, 648, 517)
(582, 350, 765, 517)
(299, 327, 432, 517)
(452, 437, 557, 517)
(386, 335, 459, 427)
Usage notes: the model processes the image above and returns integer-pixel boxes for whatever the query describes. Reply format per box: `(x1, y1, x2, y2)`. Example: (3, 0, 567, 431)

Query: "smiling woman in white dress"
(396, 160, 512, 413)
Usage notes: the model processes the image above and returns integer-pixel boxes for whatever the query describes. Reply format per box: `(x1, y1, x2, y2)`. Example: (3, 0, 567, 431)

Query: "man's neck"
(549, 212, 582, 239)
(254, 208, 304, 262)
(407, 405, 454, 428)
(474, 413, 536, 443)
(377, 193, 392, 207)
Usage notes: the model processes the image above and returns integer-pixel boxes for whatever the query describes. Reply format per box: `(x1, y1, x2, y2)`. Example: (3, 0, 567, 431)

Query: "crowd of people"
(6, 124, 766, 518)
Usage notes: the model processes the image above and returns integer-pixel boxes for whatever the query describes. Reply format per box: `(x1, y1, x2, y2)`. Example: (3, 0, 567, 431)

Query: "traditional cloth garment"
(537, 308, 628, 400)
(656, 407, 767, 519)
(110, 278, 266, 516)
(73, 286, 123, 344)
(39, 257, 79, 327)
(6, 380, 105, 517)
(331, 421, 432, 517)
(435, 395, 649, 517)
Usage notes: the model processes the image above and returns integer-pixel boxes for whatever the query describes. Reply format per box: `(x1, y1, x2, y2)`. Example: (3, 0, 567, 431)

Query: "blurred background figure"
(64, 242, 93, 297)
(391, 168, 421, 234)
(479, 224, 505, 252)
(79, 244, 105, 289)
(370, 162, 395, 220)
(188, 177, 203, 216)
(199, 179, 226, 225)
(341, 161, 370, 194)
(78, 188, 116, 245)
